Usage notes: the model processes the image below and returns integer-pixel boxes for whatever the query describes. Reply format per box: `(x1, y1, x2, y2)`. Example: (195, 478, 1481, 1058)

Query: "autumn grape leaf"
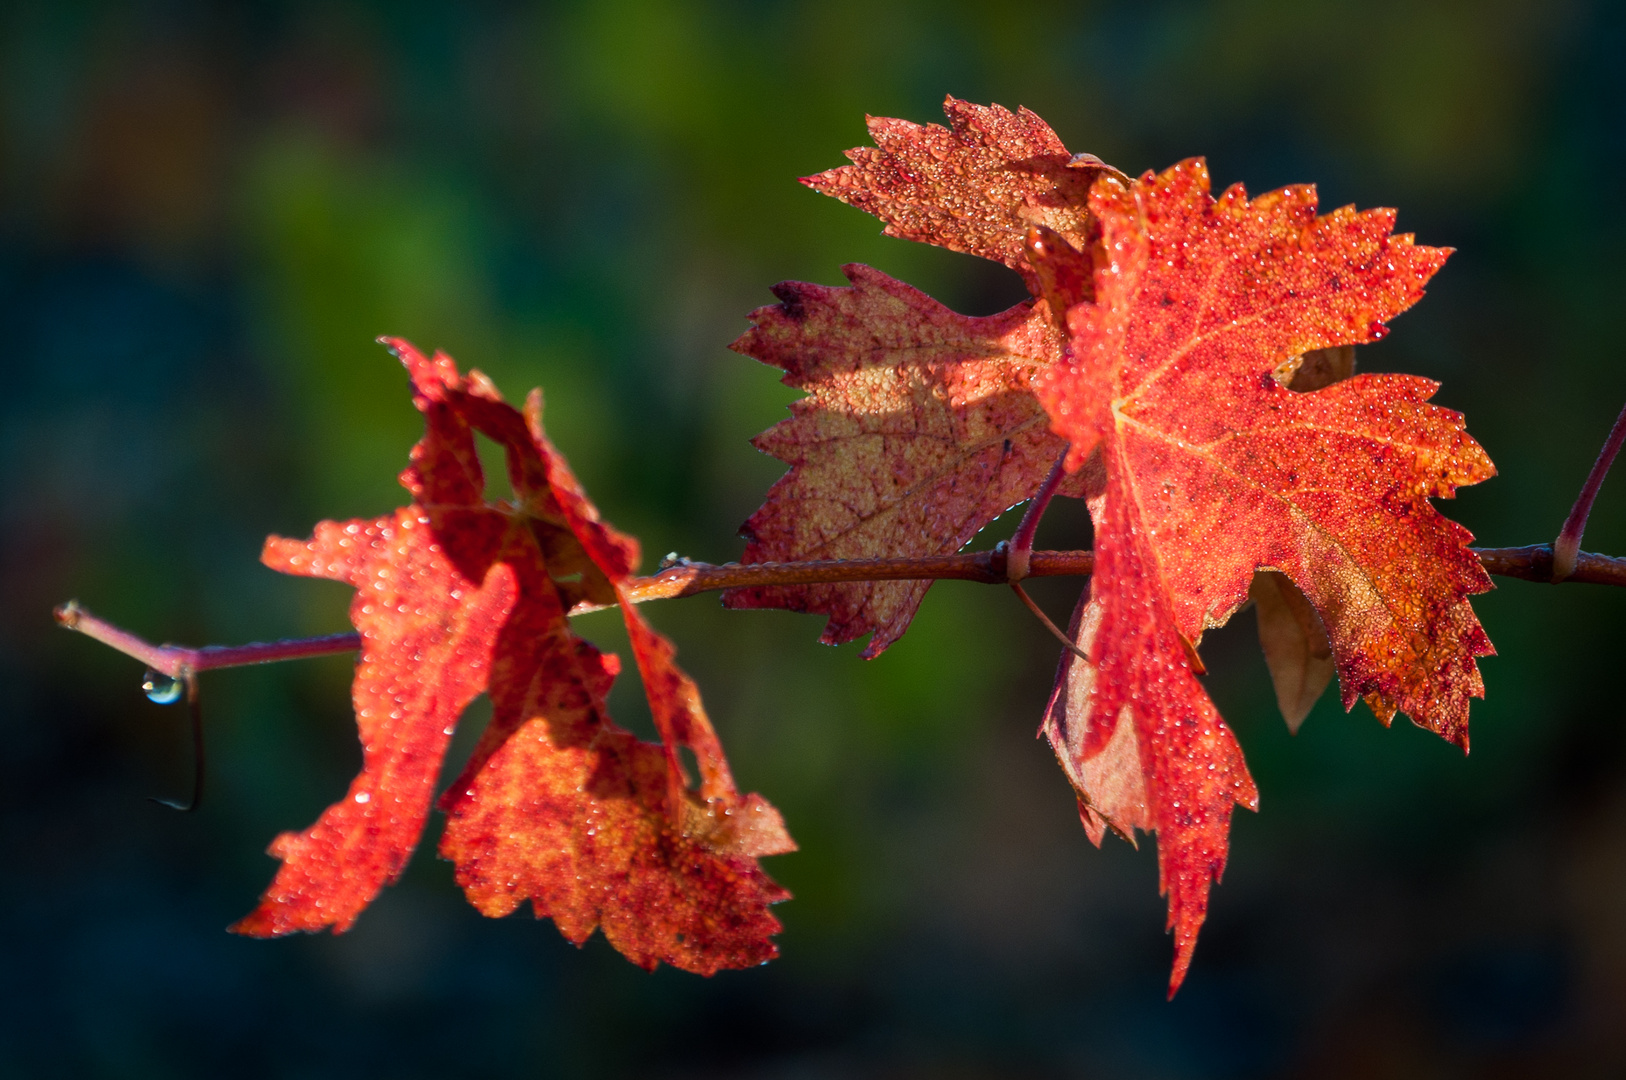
(727, 97, 1120, 655)
(1034, 160, 1494, 993)
(726, 267, 1089, 656)
(233, 339, 794, 974)
(744, 98, 1494, 993)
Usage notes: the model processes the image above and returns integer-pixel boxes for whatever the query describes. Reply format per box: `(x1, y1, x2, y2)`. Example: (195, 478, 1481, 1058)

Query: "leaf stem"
(1005, 449, 1070, 582)
(1554, 397, 1626, 581)
(54, 544, 1626, 677)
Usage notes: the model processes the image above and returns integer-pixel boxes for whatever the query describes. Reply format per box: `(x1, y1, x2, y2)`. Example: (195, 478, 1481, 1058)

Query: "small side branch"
(1010, 583, 1089, 661)
(54, 601, 362, 678)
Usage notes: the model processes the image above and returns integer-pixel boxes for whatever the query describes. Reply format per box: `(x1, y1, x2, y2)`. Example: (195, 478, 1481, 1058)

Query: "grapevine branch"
(53, 544, 1626, 676)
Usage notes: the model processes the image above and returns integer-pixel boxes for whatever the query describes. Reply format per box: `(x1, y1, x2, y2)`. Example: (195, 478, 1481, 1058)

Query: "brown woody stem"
(1553, 398, 1626, 581)
(1474, 544, 1626, 587)
(53, 544, 1626, 676)
(615, 549, 1095, 608)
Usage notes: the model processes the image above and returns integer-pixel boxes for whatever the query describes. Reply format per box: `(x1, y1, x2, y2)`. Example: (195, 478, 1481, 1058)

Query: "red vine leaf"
(1036, 160, 1493, 992)
(762, 100, 1495, 993)
(233, 340, 793, 974)
(725, 266, 1087, 656)
(230, 507, 515, 937)
(729, 98, 1126, 654)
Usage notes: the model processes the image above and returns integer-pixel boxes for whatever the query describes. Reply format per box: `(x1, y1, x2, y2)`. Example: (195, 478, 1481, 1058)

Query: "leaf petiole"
(1005, 448, 1071, 583)
(1553, 397, 1626, 581)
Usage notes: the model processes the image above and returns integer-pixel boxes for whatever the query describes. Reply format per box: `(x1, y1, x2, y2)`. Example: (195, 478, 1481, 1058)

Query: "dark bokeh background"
(6, 1, 1626, 1076)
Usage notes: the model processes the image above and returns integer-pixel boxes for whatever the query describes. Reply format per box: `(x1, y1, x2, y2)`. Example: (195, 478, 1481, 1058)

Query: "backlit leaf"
(234, 341, 793, 973)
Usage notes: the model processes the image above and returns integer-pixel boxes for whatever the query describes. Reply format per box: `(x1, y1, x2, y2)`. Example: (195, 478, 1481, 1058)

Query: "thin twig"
(1010, 582, 1090, 661)
(53, 545, 1626, 678)
(1554, 398, 1626, 581)
(54, 601, 362, 677)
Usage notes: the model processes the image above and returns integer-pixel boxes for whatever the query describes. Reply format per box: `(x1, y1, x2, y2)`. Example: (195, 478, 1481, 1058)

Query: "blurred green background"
(6, 1, 1626, 1076)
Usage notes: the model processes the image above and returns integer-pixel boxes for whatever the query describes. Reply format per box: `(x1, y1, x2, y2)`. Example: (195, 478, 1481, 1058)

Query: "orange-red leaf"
(775, 100, 1496, 993)
(1043, 573, 1256, 995)
(1036, 160, 1493, 992)
(232, 507, 516, 936)
(235, 340, 792, 973)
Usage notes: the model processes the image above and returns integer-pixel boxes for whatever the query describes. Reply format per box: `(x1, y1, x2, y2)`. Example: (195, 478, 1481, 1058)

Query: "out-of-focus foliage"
(4, 1, 1624, 1076)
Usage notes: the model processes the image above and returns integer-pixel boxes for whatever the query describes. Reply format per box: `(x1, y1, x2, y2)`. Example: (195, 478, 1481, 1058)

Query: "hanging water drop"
(142, 669, 184, 704)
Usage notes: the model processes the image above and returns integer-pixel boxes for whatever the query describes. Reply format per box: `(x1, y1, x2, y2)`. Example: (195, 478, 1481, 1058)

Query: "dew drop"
(142, 670, 184, 705)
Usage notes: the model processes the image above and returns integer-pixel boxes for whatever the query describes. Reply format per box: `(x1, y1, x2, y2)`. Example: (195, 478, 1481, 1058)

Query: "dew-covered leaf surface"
(745, 102, 1493, 994)
(235, 341, 792, 973)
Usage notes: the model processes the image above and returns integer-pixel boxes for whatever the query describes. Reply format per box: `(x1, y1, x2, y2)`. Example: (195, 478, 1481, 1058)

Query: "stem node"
(1006, 450, 1070, 582)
